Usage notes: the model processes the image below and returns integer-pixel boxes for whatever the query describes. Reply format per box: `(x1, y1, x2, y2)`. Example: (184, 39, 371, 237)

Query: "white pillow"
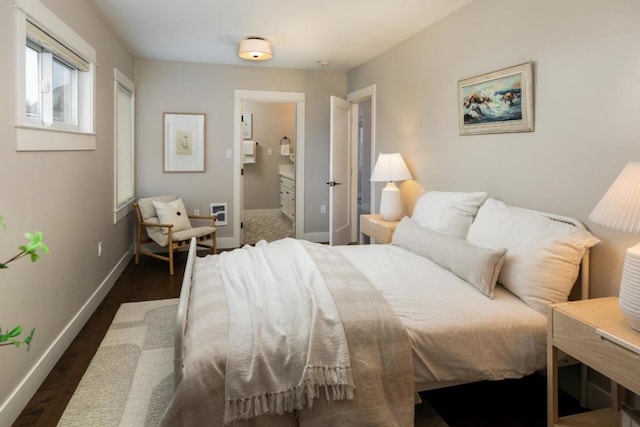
(467, 198, 600, 314)
(412, 191, 487, 239)
(152, 198, 192, 235)
(392, 216, 507, 298)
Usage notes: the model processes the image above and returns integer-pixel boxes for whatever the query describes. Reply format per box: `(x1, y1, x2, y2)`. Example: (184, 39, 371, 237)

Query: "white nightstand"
(359, 214, 400, 244)
(548, 297, 640, 426)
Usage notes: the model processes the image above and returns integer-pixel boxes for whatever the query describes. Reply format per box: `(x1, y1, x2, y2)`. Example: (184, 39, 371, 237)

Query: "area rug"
(57, 299, 177, 426)
(58, 298, 448, 426)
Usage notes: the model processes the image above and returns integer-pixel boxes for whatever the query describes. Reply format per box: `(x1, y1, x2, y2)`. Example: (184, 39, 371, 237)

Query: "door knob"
(326, 181, 342, 187)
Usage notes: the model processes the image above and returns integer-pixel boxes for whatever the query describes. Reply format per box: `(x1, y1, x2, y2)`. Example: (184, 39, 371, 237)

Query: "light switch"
(267, 148, 273, 156)
(225, 149, 232, 158)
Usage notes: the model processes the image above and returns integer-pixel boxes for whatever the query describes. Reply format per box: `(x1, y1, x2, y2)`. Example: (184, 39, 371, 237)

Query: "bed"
(160, 193, 600, 426)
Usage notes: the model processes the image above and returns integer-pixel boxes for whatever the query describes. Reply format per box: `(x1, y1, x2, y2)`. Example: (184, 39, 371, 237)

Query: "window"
(14, 0, 96, 151)
(114, 69, 135, 223)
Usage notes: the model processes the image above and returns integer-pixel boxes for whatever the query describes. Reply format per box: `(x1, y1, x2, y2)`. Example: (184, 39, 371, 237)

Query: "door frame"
(233, 90, 306, 248)
(347, 84, 376, 243)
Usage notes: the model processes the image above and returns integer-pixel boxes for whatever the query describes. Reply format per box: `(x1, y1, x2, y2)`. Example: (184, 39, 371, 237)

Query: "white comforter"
(336, 243, 547, 386)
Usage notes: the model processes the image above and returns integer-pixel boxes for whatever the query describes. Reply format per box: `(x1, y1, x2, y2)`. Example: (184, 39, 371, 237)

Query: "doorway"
(233, 90, 306, 248)
(241, 101, 296, 245)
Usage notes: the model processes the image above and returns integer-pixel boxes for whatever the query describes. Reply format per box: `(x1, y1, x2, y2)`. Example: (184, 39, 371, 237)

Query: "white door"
(329, 96, 352, 245)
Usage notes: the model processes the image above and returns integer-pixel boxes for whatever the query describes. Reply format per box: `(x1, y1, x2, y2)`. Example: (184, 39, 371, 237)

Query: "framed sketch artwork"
(458, 61, 534, 135)
(164, 113, 206, 172)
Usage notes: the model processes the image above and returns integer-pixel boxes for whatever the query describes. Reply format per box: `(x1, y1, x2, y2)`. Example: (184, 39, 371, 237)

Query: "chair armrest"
(188, 214, 216, 221)
(188, 214, 216, 226)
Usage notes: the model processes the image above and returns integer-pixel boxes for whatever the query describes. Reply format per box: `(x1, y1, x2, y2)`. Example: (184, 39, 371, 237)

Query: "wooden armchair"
(133, 195, 217, 275)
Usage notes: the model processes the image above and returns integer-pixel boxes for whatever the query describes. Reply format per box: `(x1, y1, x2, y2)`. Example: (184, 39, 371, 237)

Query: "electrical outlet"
(320, 205, 326, 214)
(98, 241, 103, 257)
(194, 209, 200, 215)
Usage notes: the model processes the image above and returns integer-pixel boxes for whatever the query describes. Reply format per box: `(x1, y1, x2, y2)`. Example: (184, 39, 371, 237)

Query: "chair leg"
(169, 243, 175, 276)
(212, 234, 217, 255)
(135, 226, 142, 265)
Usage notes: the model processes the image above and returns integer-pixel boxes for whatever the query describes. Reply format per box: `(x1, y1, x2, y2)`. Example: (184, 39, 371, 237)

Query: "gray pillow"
(392, 216, 507, 298)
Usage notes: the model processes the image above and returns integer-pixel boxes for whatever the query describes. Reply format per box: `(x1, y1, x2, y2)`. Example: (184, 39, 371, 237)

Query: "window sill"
(114, 199, 134, 224)
(15, 125, 96, 151)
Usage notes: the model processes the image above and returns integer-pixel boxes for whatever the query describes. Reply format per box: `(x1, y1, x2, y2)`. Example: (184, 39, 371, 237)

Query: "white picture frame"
(458, 61, 534, 135)
(163, 113, 206, 172)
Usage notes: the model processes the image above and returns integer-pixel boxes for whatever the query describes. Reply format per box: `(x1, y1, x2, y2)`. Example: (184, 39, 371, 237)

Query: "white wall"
(348, 0, 640, 298)
(135, 59, 346, 240)
(0, 0, 135, 424)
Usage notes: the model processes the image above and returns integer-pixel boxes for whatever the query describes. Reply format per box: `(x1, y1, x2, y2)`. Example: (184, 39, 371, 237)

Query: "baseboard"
(0, 245, 134, 426)
(302, 231, 329, 243)
(216, 236, 238, 250)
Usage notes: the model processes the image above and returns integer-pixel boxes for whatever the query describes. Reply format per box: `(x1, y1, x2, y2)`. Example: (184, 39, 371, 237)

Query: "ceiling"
(89, 0, 472, 71)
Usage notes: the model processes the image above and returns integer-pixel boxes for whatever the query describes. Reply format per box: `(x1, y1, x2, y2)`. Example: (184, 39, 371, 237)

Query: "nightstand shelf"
(359, 214, 400, 244)
(548, 297, 640, 426)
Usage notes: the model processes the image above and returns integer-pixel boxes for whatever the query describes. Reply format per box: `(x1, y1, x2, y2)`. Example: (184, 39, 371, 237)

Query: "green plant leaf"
(0, 216, 5, 230)
(8, 326, 22, 338)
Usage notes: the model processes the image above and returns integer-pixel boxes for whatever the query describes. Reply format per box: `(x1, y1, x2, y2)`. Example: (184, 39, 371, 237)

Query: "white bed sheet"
(335, 244, 547, 386)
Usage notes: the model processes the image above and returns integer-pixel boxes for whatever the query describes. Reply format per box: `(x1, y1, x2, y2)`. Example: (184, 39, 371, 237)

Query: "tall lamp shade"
(370, 153, 412, 221)
(589, 161, 640, 331)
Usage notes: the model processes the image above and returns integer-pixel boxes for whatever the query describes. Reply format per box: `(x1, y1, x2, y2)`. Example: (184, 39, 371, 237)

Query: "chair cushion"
(172, 226, 216, 241)
(152, 198, 192, 234)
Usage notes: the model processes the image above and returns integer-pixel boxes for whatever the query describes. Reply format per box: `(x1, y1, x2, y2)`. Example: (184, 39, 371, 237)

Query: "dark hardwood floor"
(13, 250, 586, 427)
(13, 252, 188, 427)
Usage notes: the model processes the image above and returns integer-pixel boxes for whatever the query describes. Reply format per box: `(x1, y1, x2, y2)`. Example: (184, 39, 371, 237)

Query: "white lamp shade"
(589, 161, 640, 233)
(370, 153, 412, 182)
(239, 38, 272, 61)
(590, 161, 640, 331)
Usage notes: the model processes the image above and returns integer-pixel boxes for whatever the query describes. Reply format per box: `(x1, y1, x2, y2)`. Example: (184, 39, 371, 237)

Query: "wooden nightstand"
(359, 214, 400, 244)
(548, 297, 640, 426)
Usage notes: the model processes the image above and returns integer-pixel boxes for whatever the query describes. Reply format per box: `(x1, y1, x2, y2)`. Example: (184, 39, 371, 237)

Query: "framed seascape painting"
(458, 61, 534, 135)
(164, 113, 206, 172)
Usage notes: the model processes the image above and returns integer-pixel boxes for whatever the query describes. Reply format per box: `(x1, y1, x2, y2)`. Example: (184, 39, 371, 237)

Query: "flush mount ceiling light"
(238, 37, 272, 61)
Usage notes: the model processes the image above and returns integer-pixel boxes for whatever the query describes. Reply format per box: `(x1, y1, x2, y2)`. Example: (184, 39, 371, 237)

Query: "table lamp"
(589, 161, 640, 331)
(370, 153, 412, 221)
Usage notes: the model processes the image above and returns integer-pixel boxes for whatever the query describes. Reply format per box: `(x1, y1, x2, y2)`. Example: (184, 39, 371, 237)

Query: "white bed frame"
(174, 237, 197, 388)
(174, 209, 592, 394)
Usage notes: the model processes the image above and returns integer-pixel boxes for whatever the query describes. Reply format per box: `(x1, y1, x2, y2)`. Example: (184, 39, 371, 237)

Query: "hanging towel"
(280, 144, 290, 156)
(243, 140, 255, 155)
(243, 140, 256, 164)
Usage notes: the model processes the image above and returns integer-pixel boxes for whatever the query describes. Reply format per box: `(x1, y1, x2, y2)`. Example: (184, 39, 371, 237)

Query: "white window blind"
(114, 68, 135, 223)
(26, 20, 89, 72)
(116, 82, 134, 208)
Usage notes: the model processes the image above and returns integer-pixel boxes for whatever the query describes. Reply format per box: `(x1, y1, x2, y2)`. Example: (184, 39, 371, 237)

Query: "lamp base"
(619, 243, 640, 332)
(379, 182, 402, 221)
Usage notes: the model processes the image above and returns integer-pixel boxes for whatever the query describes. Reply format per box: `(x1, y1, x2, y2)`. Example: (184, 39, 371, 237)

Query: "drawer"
(553, 310, 640, 394)
(361, 219, 392, 243)
(280, 177, 294, 191)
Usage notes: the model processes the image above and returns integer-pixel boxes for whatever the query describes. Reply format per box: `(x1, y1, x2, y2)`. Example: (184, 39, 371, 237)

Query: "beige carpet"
(59, 298, 448, 426)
